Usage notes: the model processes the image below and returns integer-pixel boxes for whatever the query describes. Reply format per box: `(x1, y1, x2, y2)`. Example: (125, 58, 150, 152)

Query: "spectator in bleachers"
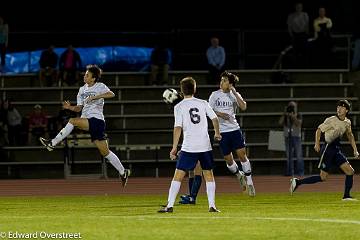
(0, 99, 9, 146)
(278, 101, 304, 176)
(313, 7, 333, 68)
(28, 104, 48, 145)
(149, 45, 170, 85)
(3, 99, 22, 146)
(39, 45, 59, 87)
(59, 45, 82, 86)
(352, 30, 360, 71)
(0, 16, 9, 72)
(206, 37, 225, 84)
(287, 2, 309, 67)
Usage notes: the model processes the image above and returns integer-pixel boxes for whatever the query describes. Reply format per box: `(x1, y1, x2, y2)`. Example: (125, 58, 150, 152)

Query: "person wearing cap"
(290, 100, 359, 200)
(28, 104, 48, 145)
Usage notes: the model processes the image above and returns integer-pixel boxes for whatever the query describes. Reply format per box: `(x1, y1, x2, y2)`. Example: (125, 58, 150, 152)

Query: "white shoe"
(342, 197, 358, 201)
(289, 178, 298, 195)
(247, 184, 256, 197)
(236, 171, 247, 192)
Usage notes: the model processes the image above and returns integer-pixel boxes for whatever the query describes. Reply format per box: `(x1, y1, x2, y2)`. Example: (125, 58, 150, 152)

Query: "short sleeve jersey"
(318, 115, 351, 143)
(174, 97, 217, 152)
(209, 89, 240, 133)
(77, 82, 110, 121)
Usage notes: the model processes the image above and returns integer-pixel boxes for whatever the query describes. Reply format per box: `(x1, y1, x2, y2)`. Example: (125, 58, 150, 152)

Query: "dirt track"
(0, 175, 358, 196)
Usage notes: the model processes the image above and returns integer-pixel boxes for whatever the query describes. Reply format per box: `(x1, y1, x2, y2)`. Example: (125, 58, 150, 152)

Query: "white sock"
(226, 161, 239, 174)
(206, 181, 216, 209)
(167, 181, 181, 208)
(241, 159, 254, 185)
(51, 122, 74, 146)
(105, 151, 125, 175)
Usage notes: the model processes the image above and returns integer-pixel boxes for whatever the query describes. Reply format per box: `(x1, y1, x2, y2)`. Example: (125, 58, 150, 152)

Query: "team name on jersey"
(215, 98, 233, 107)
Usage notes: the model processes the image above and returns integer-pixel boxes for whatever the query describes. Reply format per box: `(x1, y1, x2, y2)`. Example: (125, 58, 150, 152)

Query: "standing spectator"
(287, 2, 309, 67)
(4, 99, 22, 146)
(313, 7, 333, 67)
(28, 104, 48, 145)
(278, 101, 304, 176)
(206, 37, 225, 84)
(39, 45, 59, 87)
(149, 45, 170, 85)
(0, 16, 9, 72)
(59, 45, 82, 86)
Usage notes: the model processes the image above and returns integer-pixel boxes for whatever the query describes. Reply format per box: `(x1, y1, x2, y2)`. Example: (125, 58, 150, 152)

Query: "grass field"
(0, 192, 359, 240)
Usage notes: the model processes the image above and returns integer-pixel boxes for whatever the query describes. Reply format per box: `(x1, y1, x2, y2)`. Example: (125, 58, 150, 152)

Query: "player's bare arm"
(345, 126, 359, 158)
(62, 101, 83, 112)
(230, 86, 247, 111)
(170, 126, 182, 160)
(214, 110, 230, 120)
(314, 128, 322, 153)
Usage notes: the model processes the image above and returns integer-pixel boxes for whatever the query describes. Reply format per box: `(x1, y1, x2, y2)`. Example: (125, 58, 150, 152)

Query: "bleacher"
(1, 69, 359, 178)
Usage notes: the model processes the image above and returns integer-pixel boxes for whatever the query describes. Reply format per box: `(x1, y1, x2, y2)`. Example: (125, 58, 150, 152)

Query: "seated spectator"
(28, 104, 48, 145)
(206, 37, 225, 84)
(149, 45, 170, 85)
(39, 45, 59, 87)
(59, 45, 82, 86)
(0, 99, 8, 146)
(3, 99, 22, 146)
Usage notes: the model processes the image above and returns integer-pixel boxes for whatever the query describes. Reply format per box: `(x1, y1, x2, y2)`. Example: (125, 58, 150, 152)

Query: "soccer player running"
(39, 64, 130, 187)
(209, 71, 255, 196)
(290, 100, 359, 200)
(158, 77, 222, 213)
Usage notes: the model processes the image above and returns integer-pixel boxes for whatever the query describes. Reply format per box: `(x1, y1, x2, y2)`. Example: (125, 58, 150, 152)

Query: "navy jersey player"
(158, 77, 222, 213)
(40, 64, 130, 187)
(290, 100, 359, 200)
(209, 71, 254, 196)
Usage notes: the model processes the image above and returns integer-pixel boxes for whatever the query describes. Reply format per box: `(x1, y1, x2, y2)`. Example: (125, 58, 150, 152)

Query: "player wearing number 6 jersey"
(158, 77, 222, 213)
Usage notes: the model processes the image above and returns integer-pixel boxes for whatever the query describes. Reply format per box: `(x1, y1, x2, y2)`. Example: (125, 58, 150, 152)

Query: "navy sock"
(190, 175, 202, 200)
(344, 175, 353, 198)
(298, 175, 322, 185)
(188, 177, 194, 195)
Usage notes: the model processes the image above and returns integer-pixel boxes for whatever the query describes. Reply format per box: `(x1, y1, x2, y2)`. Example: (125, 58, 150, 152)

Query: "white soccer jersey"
(77, 82, 110, 121)
(209, 89, 240, 133)
(174, 97, 217, 152)
(318, 115, 351, 143)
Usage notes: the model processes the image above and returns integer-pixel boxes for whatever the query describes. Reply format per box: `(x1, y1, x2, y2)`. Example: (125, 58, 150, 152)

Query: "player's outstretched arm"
(63, 101, 83, 113)
(314, 128, 322, 153)
(170, 127, 182, 160)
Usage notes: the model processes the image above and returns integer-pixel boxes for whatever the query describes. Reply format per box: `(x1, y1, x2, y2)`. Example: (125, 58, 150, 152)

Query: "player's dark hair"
(86, 64, 102, 82)
(337, 99, 351, 111)
(180, 77, 196, 96)
(220, 71, 239, 86)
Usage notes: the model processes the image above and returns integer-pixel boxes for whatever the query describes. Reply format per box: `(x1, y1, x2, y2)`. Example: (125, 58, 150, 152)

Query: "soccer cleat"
(289, 178, 299, 195)
(158, 207, 173, 213)
(247, 184, 256, 197)
(120, 169, 131, 187)
(209, 207, 221, 213)
(236, 171, 247, 192)
(342, 197, 358, 201)
(179, 195, 196, 204)
(39, 137, 55, 151)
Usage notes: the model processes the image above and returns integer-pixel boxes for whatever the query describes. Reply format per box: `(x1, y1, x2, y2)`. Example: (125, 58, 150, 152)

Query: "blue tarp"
(4, 46, 171, 73)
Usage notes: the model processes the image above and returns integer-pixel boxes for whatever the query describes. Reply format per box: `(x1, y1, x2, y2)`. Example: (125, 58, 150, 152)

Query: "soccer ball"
(162, 88, 179, 104)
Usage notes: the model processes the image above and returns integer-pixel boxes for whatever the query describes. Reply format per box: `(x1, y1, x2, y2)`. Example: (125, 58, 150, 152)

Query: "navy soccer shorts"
(219, 129, 246, 156)
(176, 151, 214, 171)
(88, 117, 107, 141)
